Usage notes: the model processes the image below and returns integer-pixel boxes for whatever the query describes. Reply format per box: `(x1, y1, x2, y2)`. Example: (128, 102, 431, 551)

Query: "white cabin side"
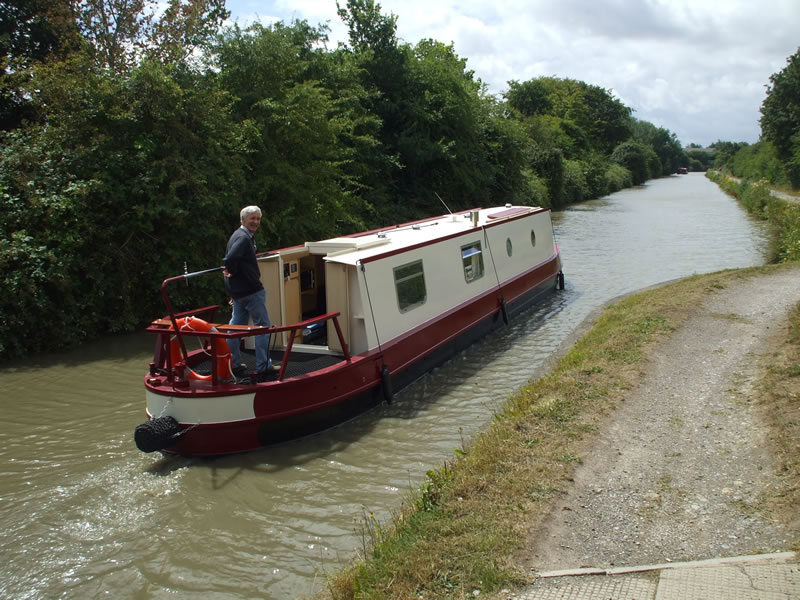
(483, 210, 556, 289)
(261, 206, 556, 358)
(356, 229, 496, 351)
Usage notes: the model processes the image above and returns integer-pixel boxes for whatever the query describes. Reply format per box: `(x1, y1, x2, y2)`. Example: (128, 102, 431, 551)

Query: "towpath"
(726, 174, 799, 204)
(507, 265, 800, 599)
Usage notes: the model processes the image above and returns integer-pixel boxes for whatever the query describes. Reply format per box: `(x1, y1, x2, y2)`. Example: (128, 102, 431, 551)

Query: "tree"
(712, 140, 749, 169)
(631, 119, 686, 175)
(505, 79, 552, 116)
(580, 83, 631, 155)
(760, 47, 800, 186)
(0, 0, 78, 128)
(610, 141, 654, 185)
(336, 0, 398, 54)
(0, 59, 246, 357)
(760, 48, 800, 159)
(211, 21, 375, 244)
(505, 77, 630, 156)
(73, 0, 229, 71)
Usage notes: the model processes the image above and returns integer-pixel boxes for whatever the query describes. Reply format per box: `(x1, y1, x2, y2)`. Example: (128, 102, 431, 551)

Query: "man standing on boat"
(223, 205, 277, 380)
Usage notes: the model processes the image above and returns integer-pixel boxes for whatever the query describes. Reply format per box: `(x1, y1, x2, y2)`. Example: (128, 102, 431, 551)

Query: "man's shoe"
(232, 363, 248, 376)
(256, 364, 280, 382)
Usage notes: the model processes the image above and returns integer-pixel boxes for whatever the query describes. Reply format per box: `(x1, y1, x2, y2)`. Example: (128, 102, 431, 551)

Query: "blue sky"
(223, 0, 799, 147)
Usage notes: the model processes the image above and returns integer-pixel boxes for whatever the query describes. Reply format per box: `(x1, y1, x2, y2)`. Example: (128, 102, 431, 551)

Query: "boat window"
(531, 230, 537, 247)
(506, 238, 513, 257)
(461, 241, 484, 283)
(393, 260, 427, 312)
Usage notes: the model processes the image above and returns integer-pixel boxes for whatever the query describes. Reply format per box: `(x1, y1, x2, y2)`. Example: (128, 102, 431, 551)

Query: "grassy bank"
(760, 296, 800, 529)
(707, 170, 800, 262)
(323, 265, 800, 599)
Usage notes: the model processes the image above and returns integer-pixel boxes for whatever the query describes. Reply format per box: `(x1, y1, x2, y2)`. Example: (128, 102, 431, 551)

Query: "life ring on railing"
(169, 316, 234, 380)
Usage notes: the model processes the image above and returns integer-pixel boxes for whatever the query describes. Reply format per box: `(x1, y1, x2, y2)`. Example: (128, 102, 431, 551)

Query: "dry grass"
(322, 266, 798, 600)
(758, 298, 800, 541)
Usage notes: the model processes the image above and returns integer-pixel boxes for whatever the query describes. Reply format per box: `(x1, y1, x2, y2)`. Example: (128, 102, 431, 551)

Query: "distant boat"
(677, 167, 689, 174)
(135, 205, 564, 456)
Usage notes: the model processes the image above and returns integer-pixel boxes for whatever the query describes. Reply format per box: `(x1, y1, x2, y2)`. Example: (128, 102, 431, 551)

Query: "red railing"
(146, 268, 351, 385)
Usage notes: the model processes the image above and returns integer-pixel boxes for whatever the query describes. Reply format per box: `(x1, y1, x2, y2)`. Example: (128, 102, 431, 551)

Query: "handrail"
(148, 265, 351, 384)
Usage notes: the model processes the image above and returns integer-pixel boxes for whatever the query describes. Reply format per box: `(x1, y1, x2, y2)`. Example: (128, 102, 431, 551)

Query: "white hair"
(240, 205, 262, 222)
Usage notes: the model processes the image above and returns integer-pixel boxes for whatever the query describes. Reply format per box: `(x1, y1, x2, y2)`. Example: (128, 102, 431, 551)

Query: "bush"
(610, 141, 652, 185)
(529, 145, 565, 208)
(606, 163, 632, 193)
(522, 169, 551, 208)
(582, 153, 610, 198)
(730, 141, 789, 186)
(563, 159, 590, 204)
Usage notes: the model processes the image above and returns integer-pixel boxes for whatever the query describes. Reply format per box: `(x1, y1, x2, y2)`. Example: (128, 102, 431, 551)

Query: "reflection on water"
(0, 174, 770, 599)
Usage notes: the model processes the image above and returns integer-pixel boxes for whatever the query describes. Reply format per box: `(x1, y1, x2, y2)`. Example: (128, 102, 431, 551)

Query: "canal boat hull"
(138, 206, 563, 456)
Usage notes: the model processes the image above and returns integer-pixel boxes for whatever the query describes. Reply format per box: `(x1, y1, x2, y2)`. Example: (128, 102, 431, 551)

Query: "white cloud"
(224, 0, 799, 145)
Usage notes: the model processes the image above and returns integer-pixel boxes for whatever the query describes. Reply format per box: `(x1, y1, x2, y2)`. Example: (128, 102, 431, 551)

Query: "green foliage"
(0, 0, 79, 129)
(610, 141, 654, 185)
(0, 59, 245, 358)
(563, 159, 590, 204)
(760, 48, 800, 164)
(631, 119, 687, 175)
(521, 169, 551, 207)
(730, 141, 789, 186)
(506, 79, 553, 116)
(605, 163, 633, 192)
(337, 0, 398, 54)
(769, 202, 800, 263)
(712, 140, 749, 168)
(685, 148, 715, 171)
(504, 75, 686, 206)
(507, 76, 632, 157)
(73, 0, 229, 71)
(415, 464, 454, 512)
(212, 22, 374, 244)
(529, 145, 565, 208)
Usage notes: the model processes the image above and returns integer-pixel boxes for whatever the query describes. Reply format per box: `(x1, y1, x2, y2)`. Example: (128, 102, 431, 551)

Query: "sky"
(223, 0, 799, 147)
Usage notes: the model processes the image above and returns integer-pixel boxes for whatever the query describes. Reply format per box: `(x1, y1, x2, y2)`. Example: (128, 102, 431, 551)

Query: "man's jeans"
(227, 288, 272, 372)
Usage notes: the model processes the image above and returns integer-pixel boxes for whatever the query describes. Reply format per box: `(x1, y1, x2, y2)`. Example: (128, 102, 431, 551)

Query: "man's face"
(242, 212, 261, 234)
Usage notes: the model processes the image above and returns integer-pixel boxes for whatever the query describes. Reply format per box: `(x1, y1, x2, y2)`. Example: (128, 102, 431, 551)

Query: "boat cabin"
(255, 206, 557, 360)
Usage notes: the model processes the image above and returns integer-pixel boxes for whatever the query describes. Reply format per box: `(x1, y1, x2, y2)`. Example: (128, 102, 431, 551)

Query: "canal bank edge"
(321, 263, 800, 600)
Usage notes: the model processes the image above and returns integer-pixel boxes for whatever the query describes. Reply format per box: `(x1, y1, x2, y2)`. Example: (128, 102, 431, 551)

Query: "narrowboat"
(135, 205, 564, 456)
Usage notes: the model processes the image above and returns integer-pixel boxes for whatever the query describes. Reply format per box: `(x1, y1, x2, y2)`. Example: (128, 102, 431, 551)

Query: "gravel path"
(522, 267, 800, 572)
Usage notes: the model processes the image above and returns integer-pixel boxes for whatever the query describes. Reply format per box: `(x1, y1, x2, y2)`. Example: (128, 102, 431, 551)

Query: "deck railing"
(145, 268, 351, 385)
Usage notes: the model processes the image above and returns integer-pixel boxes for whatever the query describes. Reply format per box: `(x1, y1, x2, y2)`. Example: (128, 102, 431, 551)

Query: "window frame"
(461, 241, 485, 283)
(393, 259, 427, 313)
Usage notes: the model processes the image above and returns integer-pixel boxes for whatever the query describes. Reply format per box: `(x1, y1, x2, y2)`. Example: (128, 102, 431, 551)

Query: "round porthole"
(506, 238, 513, 257)
(530, 230, 537, 247)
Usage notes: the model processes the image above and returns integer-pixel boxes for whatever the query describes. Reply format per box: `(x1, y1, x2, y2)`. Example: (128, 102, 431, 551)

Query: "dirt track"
(521, 266, 800, 572)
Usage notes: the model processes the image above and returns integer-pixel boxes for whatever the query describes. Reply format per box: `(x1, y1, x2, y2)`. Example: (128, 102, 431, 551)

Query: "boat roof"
(304, 205, 544, 266)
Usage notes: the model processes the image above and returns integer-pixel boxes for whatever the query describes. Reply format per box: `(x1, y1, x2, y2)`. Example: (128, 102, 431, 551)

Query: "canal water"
(0, 173, 770, 599)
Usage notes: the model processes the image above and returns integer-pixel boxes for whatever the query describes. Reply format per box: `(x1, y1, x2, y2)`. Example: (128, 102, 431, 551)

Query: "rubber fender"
(381, 365, 393, 404)
(499, 298, 509, 325)
(134, 416, 181, 453)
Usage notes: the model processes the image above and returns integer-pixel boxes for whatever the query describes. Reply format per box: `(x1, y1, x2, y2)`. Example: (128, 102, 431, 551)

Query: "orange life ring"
(168, 316, 234, 380)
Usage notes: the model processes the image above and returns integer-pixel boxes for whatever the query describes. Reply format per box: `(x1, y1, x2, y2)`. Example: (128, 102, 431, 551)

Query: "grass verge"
(759, 296, 800, 539)
(322, 265, 799, 600)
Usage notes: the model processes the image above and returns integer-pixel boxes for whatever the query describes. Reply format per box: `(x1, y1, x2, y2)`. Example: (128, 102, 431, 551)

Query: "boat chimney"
(471, 210, 479, 227)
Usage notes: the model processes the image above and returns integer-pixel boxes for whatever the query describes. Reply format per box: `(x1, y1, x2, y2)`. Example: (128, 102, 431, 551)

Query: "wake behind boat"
(135, 205, 564, 456)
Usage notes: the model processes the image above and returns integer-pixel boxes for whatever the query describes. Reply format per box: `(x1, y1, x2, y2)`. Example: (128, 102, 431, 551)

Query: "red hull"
(144, 252, 561, 456)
